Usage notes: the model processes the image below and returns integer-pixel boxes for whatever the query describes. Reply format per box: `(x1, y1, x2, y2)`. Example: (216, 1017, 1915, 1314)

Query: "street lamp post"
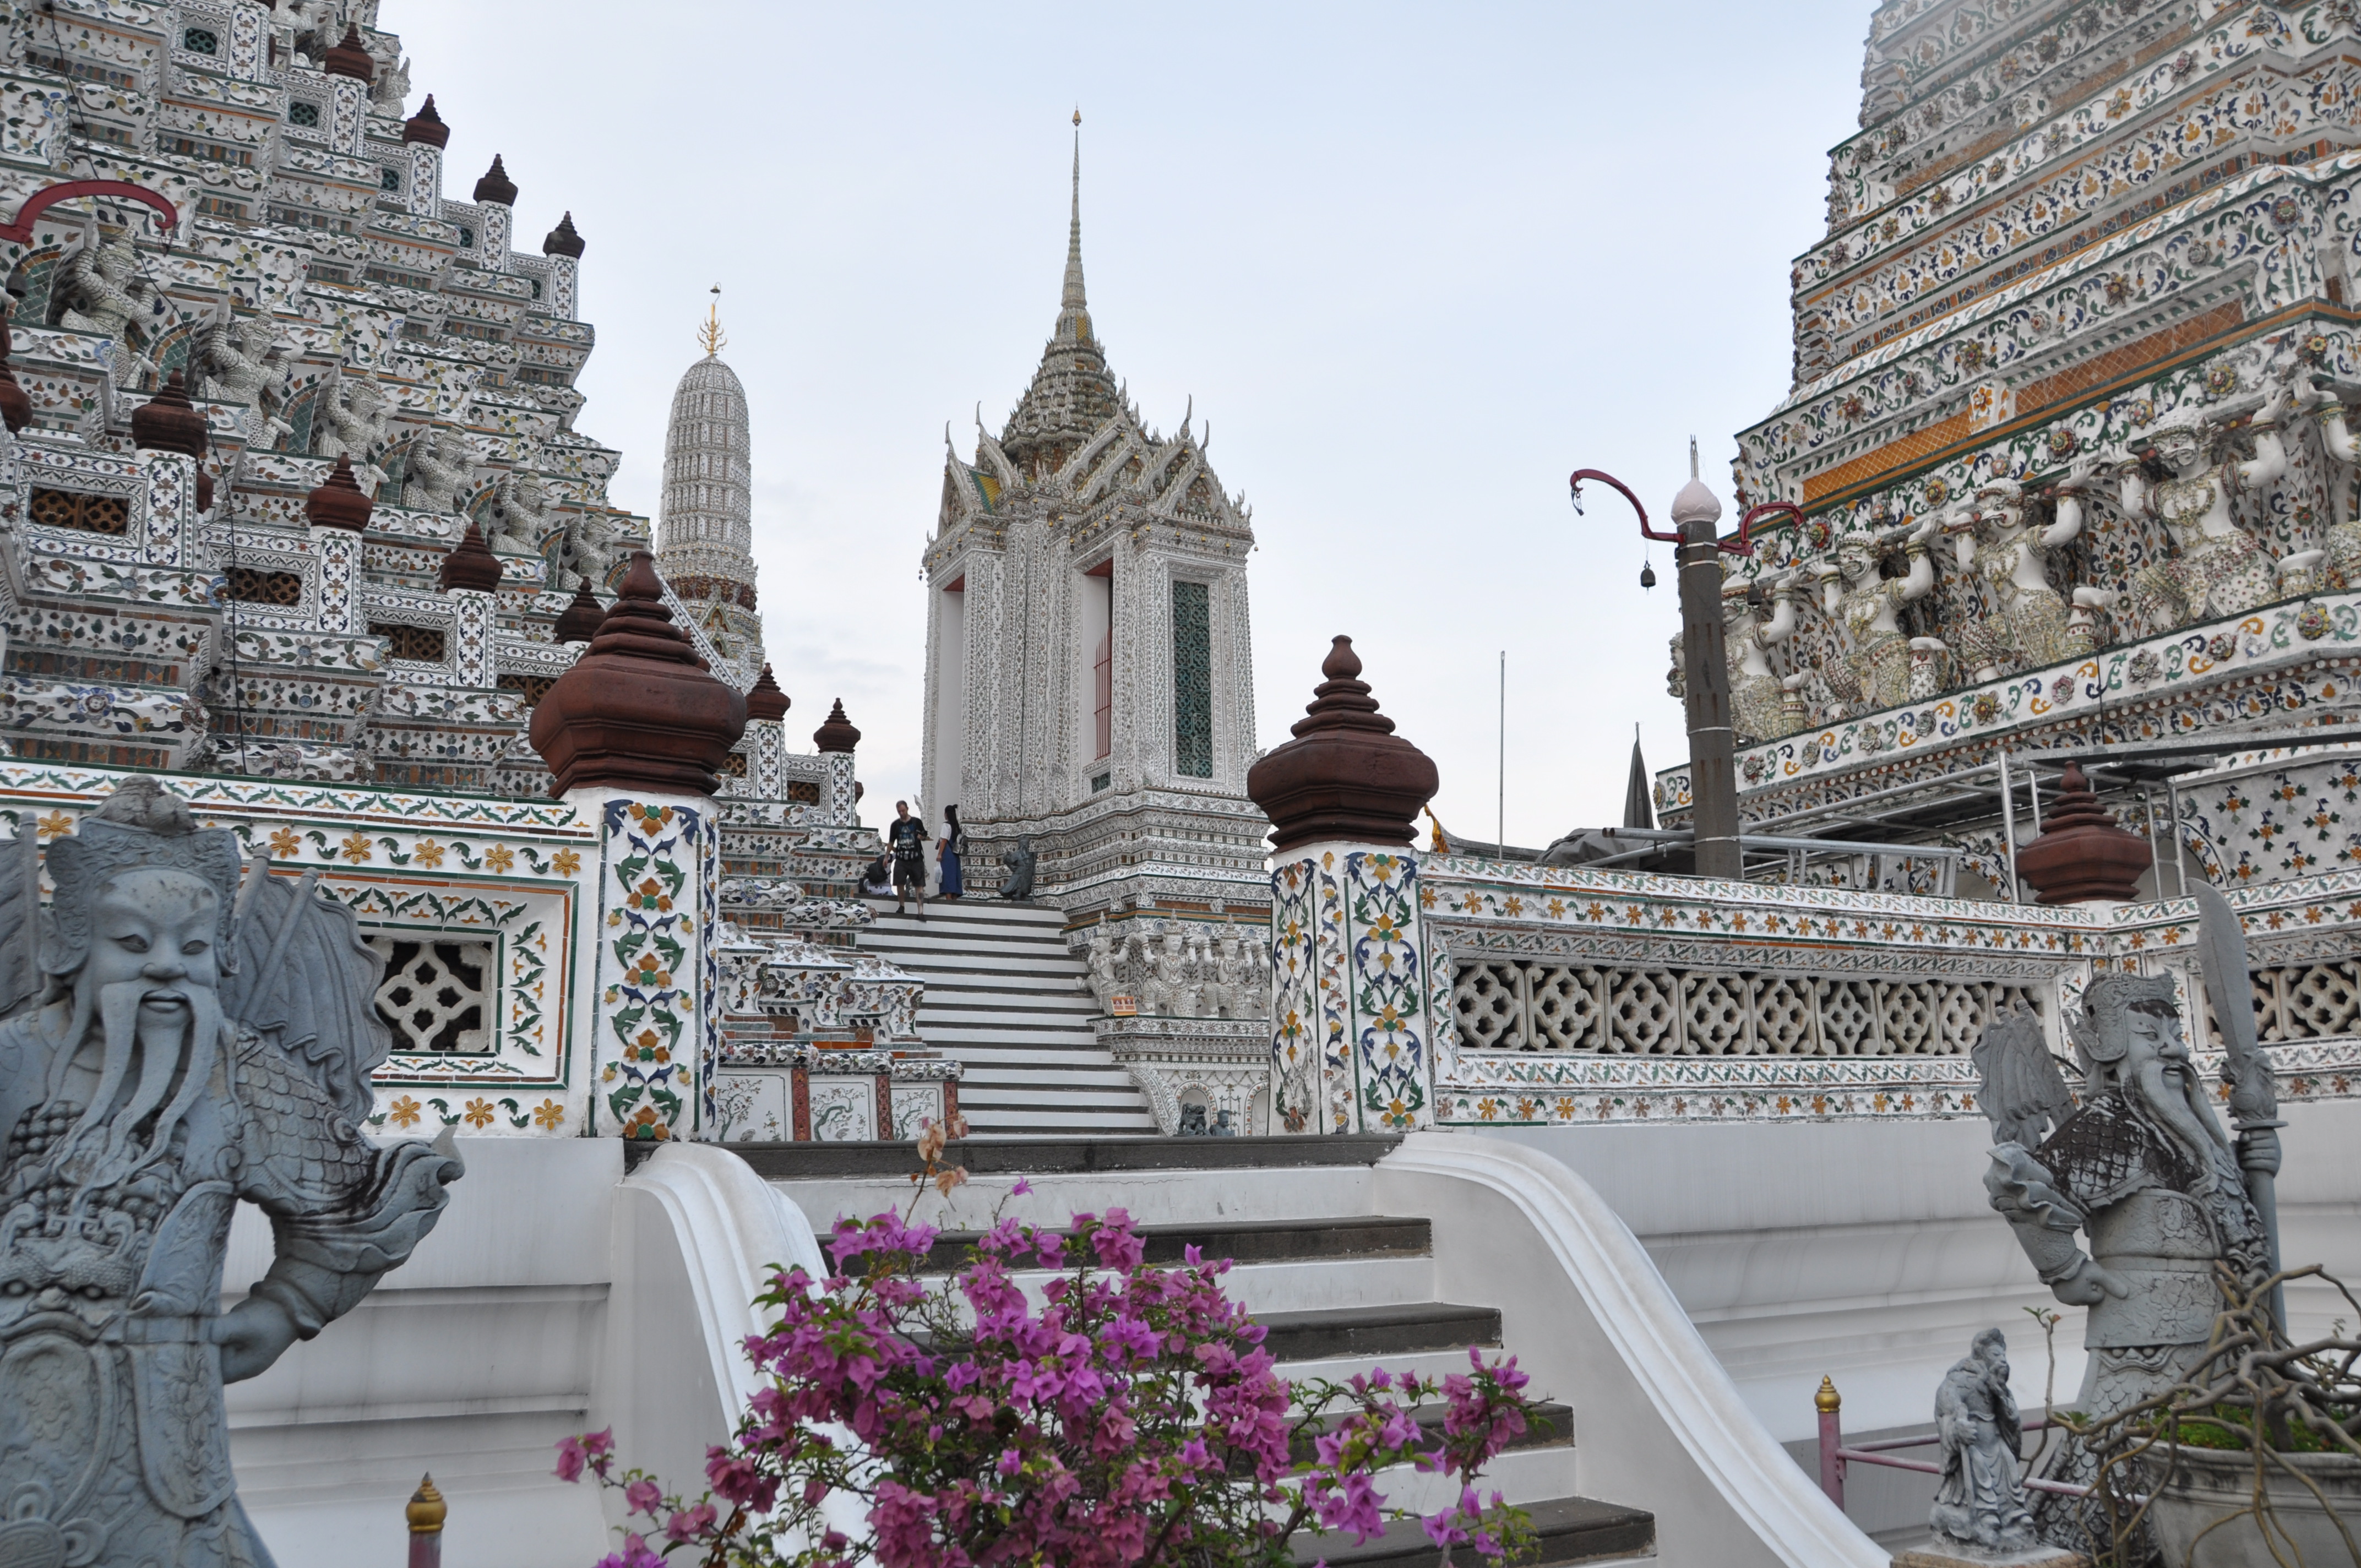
(1571, 448, 1798, 881)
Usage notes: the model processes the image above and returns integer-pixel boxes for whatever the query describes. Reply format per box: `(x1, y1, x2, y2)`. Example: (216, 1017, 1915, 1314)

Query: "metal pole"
(2025, 761, 2042, 836)
(1498, 650, 1505, 859)
(1677, 472, 1742, 880)
(1998, 750, 2021, 903)
(2142, 785, 2164, 900)
(1815, 1377, 1846, 1510)
(2168, 779, 2189, 896)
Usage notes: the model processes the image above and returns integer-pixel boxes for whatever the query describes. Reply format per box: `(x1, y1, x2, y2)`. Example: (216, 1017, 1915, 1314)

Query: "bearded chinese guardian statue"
(0, 778, 463, 1566)
(1977, 981, 2270, 1424)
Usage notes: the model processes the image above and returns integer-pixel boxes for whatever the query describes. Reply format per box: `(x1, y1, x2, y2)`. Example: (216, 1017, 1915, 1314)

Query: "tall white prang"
(658, 305, 765, 681)
(919, 126, 1274, 1126)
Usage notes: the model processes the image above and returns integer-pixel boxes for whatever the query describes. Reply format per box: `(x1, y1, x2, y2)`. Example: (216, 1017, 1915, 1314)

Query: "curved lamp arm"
(1571, 467, 1785, 557)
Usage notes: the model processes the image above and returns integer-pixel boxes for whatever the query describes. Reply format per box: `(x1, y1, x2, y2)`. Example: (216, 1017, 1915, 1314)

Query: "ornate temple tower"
(657, 302, 765, 676)
(920, 127, 1272, 1076)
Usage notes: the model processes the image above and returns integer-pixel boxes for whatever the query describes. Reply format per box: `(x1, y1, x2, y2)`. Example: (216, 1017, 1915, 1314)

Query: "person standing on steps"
(889, 799, 929, 920)
(937, 804, 965, 901)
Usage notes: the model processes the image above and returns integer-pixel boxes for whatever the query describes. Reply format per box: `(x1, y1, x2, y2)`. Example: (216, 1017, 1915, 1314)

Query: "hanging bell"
(1639, 561, 1657, 590)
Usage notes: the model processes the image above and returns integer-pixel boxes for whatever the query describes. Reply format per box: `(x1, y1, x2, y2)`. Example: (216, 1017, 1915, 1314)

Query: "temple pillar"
(306, 454, 372, 634)
(1248, 636, 1440, 1135)
(813, 698, 861, 825)
(529, 551, 747, 1140)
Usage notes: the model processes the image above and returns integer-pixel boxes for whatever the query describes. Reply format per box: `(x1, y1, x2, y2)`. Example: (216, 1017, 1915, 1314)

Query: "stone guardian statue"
(998, 836, 1036, 902)
(1928, 1328, 2039, 1555)
(0, 779, 463, 1566)
(2118, 390, 2289, 631)
(1975, 984, 2270, 1418)
(1815, 514, 1941, 712)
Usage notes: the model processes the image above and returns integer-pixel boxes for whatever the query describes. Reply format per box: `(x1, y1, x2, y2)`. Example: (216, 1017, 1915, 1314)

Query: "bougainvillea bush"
(559, 1124, 1543, 1566)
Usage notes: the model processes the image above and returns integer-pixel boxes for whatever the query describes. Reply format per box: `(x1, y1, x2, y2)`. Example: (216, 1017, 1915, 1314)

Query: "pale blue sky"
(396, 1, 1871, 842)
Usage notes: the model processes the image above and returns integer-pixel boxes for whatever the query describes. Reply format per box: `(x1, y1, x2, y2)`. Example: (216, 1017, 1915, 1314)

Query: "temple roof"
(1000, 135, 1120, 478)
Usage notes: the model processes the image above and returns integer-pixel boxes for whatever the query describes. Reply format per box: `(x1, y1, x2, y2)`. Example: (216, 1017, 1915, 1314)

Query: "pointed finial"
(1058, 112, 1090, 343)
(1689, 435, 1699, 480)
(699, 285, 725, 357)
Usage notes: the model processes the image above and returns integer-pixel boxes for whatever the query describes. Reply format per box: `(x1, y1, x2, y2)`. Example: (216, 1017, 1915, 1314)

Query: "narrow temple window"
(1171, 579, 1211, 778)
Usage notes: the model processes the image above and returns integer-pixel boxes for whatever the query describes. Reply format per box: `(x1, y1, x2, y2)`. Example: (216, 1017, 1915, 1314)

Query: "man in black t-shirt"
(887, 799, 929, 920)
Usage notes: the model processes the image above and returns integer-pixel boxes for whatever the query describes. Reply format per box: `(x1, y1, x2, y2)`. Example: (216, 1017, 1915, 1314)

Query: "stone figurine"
(404, 424, 482, 516)
(1974, 983, 2271, 1424)
(1947, 473, 2100, 680)
(1928, 1328, 2039, 1555)
(195, 302, 295, 450)
(484, 466, 555, 556)
(2118, 391, 2289, 630)
(999, 836, 1037, 901)
(314, 369, 394, 498)
(0, 779, 463, 1567)
(1076, 923, 1122, 1013)
(1815, 513, 1941, 712)
(55, 219, 159, 386)
(2293, 378, 2361, 590)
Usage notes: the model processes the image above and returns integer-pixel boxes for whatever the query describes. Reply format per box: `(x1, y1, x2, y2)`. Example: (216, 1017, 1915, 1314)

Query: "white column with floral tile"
(1269, 841, 1435, 1136)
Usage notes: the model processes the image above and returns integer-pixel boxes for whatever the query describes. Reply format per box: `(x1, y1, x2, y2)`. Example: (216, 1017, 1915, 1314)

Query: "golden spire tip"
(698, 285, 725, 357)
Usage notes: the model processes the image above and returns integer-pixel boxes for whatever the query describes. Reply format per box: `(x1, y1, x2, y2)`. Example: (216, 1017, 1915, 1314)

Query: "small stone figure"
(1146, 924, 1189, 1016)
(1213, 927, 1249, 1019)
(315, 368, 394, 497)
(1210, 1108, 1237, 1137)
(1076, 923, 1121, 1014)
(999, 836, 1036, 901)
(561, 509, 619, 590)
(1949, 473, 2088, 680)
(2119, 392, 2288, 630)
(1816, 514, 1941, 712)
(195, 302, 296, 449)
(54, 219, 158, 385)
(1175, 1103, 1209, 1137)
(482, 466, 554, 555)
(0, 779, 463, 1566)
(2294, 379, 2361, 590)
(1928, 1329, 2039, 1555)
(404, 424, 482, 515)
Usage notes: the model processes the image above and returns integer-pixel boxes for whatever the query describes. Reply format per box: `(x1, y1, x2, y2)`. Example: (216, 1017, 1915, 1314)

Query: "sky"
(391, 1, 1872, 845)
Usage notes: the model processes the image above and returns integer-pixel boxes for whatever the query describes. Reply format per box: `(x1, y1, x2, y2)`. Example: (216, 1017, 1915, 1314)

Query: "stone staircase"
(857, 900, 1157, 1137)
(744, 1136, 1657, 1565)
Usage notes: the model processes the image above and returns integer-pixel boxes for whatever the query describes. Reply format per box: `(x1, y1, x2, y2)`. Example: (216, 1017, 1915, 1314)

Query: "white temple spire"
(1057, 108, 1090, 343)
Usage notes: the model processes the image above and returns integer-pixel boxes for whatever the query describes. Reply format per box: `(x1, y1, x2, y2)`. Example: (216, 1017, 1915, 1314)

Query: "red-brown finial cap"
(403, 94, 449, 147)
(542, 211, 584, 259)
(0, 303, 32, 434)
(2014, 761, 2153, 904)
(813, 699, 861, 754)
(553, 579, 605, 644)
(323, 23, 374, 82)
(746, 664, 791, 721)
(438, 519, 504, 592)
(306, 454, 372, 531)
(473, 154, 517, 206)
(130, 370, 208, 458)
(1246, 635, 1439, 853)
(529, 551, 748, 795)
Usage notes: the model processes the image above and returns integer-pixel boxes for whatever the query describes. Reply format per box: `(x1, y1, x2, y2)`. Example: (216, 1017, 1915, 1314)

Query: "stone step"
(908, 1216, 1430, 1273)
(734, 1134, 1399, 1180)
(1291, 1496, 1655, 1567)
(1254, 1302, 1503, 1363)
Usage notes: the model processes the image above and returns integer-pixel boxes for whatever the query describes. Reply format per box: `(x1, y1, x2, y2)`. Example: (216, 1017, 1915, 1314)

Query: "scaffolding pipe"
(1999, 751, 2021, 903)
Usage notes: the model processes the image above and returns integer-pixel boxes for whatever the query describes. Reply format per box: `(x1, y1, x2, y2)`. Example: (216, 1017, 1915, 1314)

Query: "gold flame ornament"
(698, 284, 726, 357)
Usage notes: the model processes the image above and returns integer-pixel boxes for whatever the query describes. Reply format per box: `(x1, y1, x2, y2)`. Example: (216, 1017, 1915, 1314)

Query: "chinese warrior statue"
(1928, 1328, 2039, 1556)
(1815, 513, 1939, 711)
(0, 779, 463, 1566)
(2118, 391, 2288, 631)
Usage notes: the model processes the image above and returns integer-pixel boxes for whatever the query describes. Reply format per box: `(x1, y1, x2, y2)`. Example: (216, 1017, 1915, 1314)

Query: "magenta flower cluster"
(560, 1158, 1539, 1566)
